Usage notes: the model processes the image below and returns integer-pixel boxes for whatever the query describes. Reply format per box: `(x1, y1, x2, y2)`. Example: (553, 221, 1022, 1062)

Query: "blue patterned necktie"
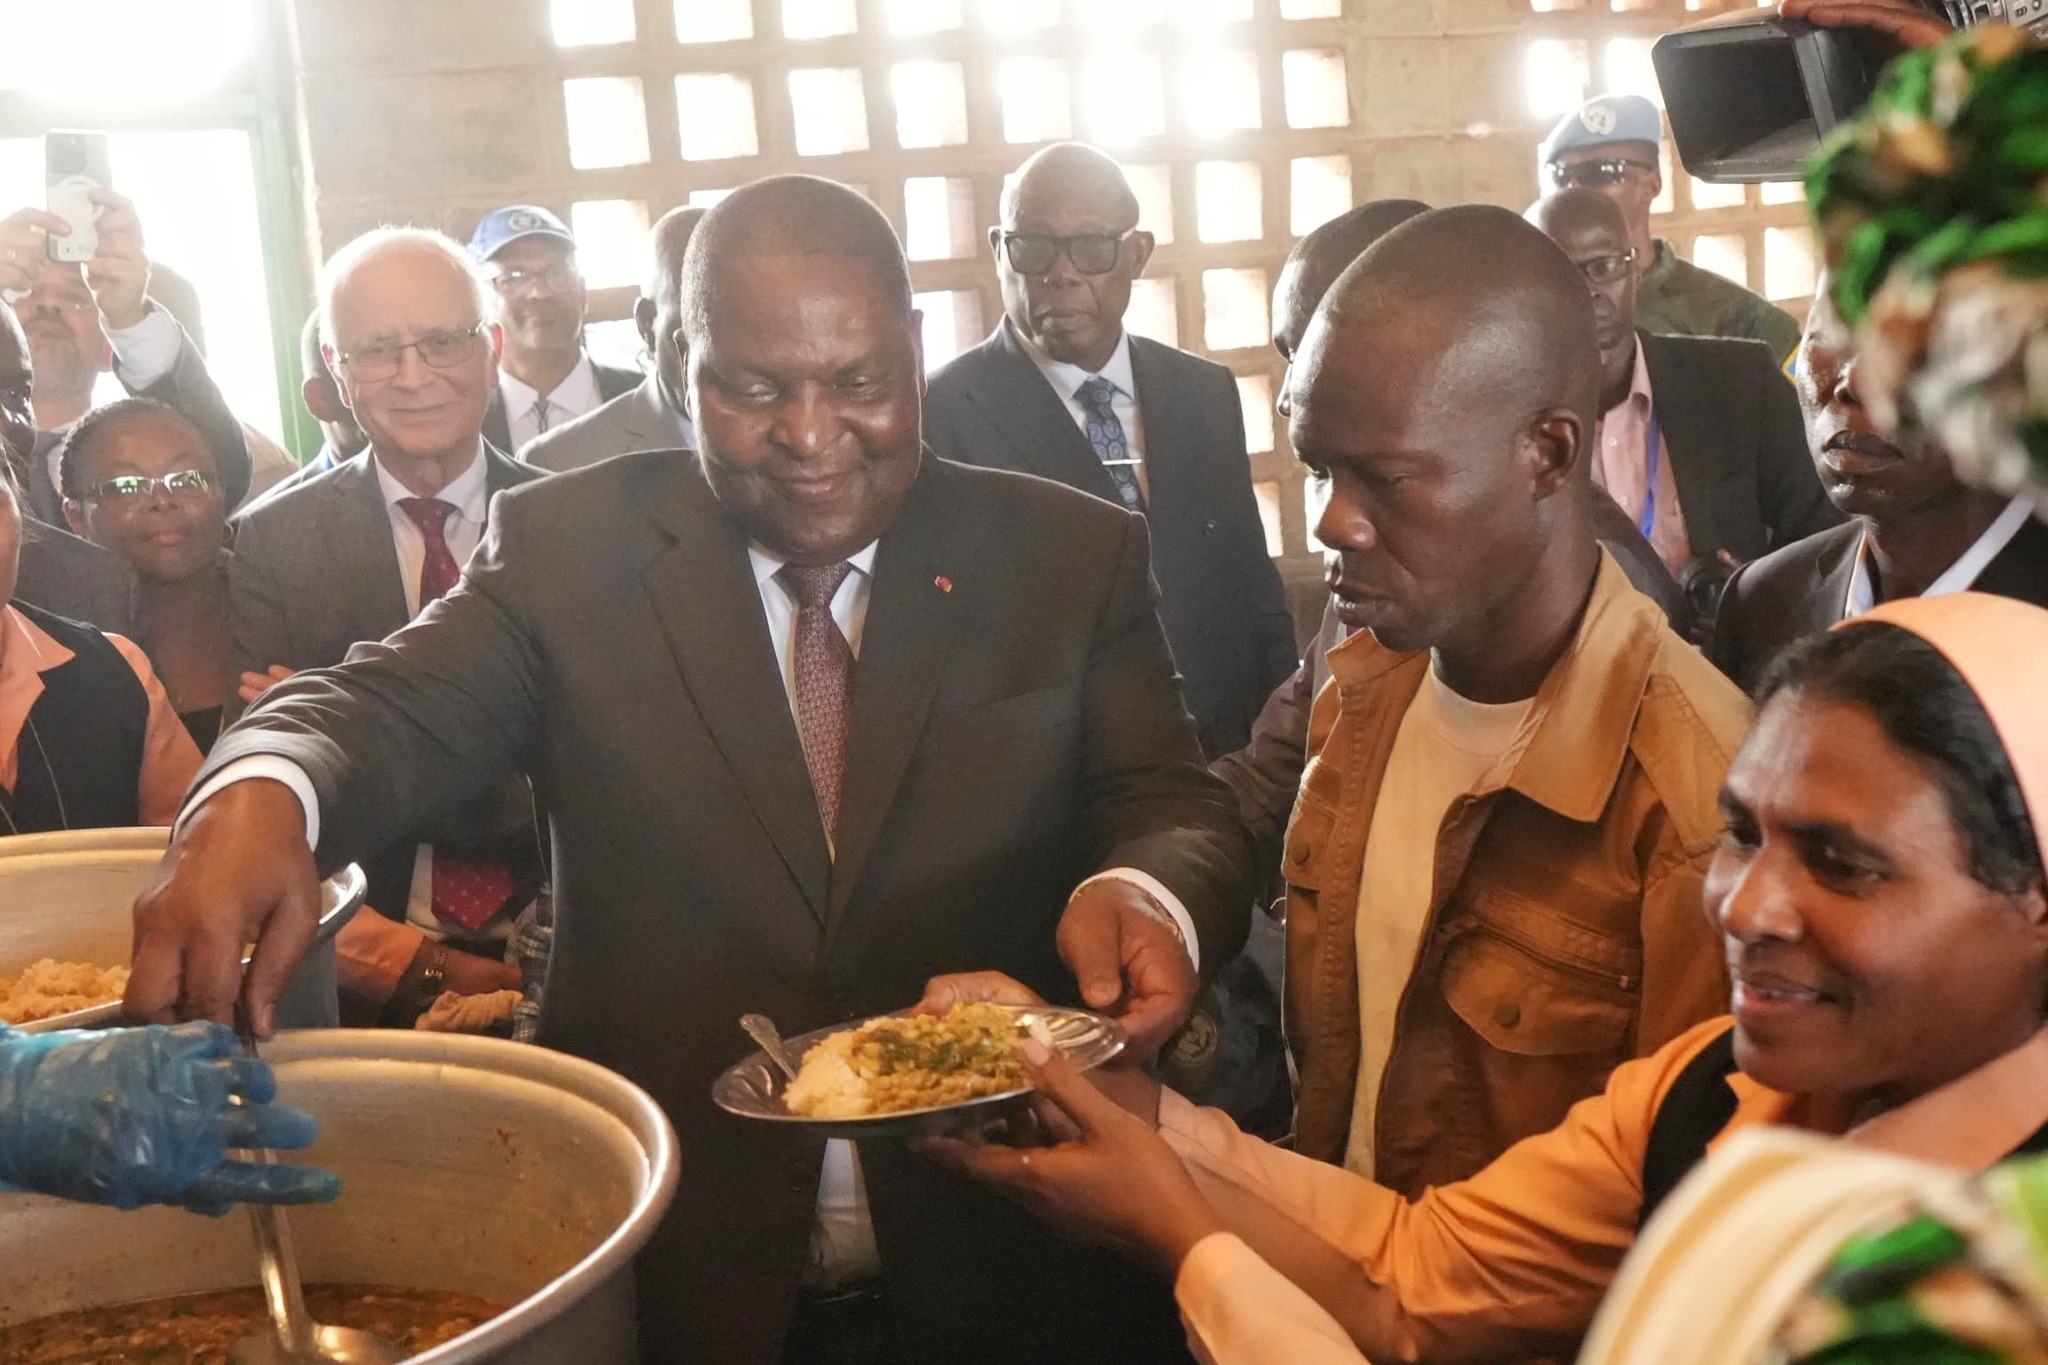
(1074, 375, 1145, 511)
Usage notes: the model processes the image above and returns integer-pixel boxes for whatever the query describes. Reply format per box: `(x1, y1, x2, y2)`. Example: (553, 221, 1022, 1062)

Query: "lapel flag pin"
(934, 575, 953, 593)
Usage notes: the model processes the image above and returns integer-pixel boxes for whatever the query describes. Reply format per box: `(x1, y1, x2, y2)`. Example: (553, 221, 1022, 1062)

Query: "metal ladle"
(228, 1019, 403, 1365)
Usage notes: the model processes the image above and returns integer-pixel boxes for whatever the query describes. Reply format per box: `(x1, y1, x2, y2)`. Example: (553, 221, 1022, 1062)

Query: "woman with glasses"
(57, 397, 235, 751)
(0, 453, 199, 834)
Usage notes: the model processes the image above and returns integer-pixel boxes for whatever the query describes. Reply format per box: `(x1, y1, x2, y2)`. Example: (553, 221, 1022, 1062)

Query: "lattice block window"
(1128, 278, 1180, 348)
(1291, 155, 1350, 236)
(916, 289, 986, 367)
(893, 61, 970, 148)
(1196, 161, 1264, 244)
(1181, 47, 1263, 134)
(1602, 37, 1660, 104)
(1282, 50, 1350, 129)
(688, 188, 736, 207)
(676, 0, 753, 43)
(903, 177, 979, 261)
(999, 57, 1072, 143)
(1082, 0, 1168, 34)
(1525, 38, 1591, 118)
(1203, 268, 1270, 352)
(888, 0, 963, 33)
(979, 0, 1060, 35)
(1237, 375, 1275, 454)
(552, 0, 634, 47)
(1693, 233, 1750, 288)
(563, 77, 650, 169)
(790, 68, 871, 156)
(1127, 164, 1175, 244)
(1281, 0, 1344, 15)
(1764, 226, 1816, 302)
(1179, 0, 1256, 27)
(570, 199, 651, 290)
(676, 74, 760, 160)
(585, 318, 644, 373)
(1761, 179, 1805, 206)
(1082, 54, 1167, 144)
(1651, 144, 1675, 215)
(1254, 481, 1284, 558)
(1303, 476, 1329, 551)
(784, 0, 858, 39)
(1690, 175, 1745, 211)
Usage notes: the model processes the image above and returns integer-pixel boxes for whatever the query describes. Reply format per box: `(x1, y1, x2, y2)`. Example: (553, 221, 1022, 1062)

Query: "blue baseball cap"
(1540, 94, 1664, 165)
(467, 205, 576, 262)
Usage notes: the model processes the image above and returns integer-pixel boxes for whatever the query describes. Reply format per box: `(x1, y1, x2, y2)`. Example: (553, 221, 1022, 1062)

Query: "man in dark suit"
(130, 176, 1253, 1365)
(1713, 274, 2048, 691)
(467, 205, 638, 455)
(525, 205, 704, 474)
(1528, 190, 1838, 624)
(0, 195, 253, 522)
(227, 226, 546, 1025)
(923, 143, 1297, 759)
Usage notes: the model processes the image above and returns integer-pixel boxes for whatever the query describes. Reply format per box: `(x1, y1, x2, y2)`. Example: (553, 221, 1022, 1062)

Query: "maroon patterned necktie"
(777, 562, 856, 842)
(398, 495, 513, 933)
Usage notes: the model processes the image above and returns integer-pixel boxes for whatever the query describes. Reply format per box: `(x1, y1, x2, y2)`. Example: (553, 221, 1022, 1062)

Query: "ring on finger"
(1020, 1153, 1032, 1169)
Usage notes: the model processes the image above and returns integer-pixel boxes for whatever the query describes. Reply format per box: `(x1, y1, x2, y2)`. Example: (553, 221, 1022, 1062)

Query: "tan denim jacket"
(1284, 552, 1751, 1195)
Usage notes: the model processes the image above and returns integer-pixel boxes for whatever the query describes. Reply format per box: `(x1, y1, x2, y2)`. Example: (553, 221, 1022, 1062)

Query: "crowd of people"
(2, 5, 2048, 1364)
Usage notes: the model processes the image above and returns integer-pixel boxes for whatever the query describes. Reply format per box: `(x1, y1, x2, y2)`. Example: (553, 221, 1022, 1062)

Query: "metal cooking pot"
(0, 827, 361, 1030)
(0, 1030, 680, 1363)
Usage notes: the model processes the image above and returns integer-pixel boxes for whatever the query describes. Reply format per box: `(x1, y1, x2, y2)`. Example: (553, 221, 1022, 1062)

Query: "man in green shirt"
(1540, 94, 1802, 367)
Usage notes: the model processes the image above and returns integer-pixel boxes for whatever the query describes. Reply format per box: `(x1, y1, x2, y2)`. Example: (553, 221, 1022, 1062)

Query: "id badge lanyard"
(1639, 410, 1662, 541)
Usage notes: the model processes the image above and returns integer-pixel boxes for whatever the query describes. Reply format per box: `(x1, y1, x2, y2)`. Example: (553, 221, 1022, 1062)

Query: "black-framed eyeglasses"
(337, 324, 485, 384)
(85, 469, 215, 503)
(1546, 158, 1657, 190)
(1577, 249, 1638, 286)
(488, 262, 581, 296)
(1000, 230, 1133, 277)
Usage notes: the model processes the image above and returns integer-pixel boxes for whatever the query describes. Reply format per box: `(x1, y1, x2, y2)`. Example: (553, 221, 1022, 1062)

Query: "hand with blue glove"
(0, 1021, 341, 1215)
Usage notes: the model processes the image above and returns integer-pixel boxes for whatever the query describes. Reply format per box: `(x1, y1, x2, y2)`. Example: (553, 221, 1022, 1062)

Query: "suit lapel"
(965, 325, 1122, 503)
(1125, 335, 1190, 517)
(1812, 522, 1862, 626)
(482, 391, 512, 455)
(336, 456, 411, 634)
(1642, 333, 1733, 560)
(641, 463, 834, 919)
(828, 458, 971, 919)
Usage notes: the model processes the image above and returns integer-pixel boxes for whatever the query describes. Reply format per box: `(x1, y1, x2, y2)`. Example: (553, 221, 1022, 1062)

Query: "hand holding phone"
(45, 130, 111, 265)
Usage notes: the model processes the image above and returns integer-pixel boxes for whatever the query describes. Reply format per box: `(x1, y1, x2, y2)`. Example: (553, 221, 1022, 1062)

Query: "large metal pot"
(0, 1030, 680, 1363)
(0, 827, 360, 1029)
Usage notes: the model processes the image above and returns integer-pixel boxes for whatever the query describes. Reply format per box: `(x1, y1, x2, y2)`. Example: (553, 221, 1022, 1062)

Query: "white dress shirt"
(498, 353, 604, 452)
(44, 305, 185, 493)
(1009, 321, 1149, 497)
(1844, 496, 2037, 617)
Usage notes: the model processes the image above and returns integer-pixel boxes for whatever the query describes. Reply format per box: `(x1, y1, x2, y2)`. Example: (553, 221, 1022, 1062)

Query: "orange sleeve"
(105, 633, 202, 826)
(1177, 1233, 1366, 1365)
(1161, 1016, 1735, 1364)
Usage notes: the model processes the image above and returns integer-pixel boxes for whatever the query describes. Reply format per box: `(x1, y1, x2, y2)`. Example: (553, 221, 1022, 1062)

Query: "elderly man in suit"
(1528, 190, 1838, 626)
(923, 143, 1297, 759)
(468, 205, 638, 455)
(525, 205, 703, 473)
(1712, 273, 2048, 691)
(225, 227, 547, 1028)
(0, 194, 253, 522)
(129, 176, 1253, 1365)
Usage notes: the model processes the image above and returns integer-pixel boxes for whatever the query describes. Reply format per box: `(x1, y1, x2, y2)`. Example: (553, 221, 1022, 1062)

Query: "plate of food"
(713, 1001, 1126, 1139)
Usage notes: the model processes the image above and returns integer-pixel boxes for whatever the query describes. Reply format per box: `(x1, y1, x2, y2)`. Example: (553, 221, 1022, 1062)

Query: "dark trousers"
(779, 1286, 895, 1365)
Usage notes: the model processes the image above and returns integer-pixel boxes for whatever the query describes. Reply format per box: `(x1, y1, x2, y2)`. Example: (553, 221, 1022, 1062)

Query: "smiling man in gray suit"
(130, 176, 1252, 1365)
(525, 205, 705, 474)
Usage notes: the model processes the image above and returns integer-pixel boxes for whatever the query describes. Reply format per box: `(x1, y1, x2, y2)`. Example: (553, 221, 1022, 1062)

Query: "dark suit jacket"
(1711, 513, 2048, 693)
(201, 450, 1254, 1364)
(15, 311, 255, 523)
(14, 514, 136, 635)
(482, 358, 639, 454)
(923, 323, 1299, 757)
(1640, 330, 1841, 565)
(225, 444, 550, 919)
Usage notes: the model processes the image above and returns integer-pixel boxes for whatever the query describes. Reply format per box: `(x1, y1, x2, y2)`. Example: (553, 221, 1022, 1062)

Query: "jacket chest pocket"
(1281, 788, 1349, 895)
(1440, 894, 1640, 1058)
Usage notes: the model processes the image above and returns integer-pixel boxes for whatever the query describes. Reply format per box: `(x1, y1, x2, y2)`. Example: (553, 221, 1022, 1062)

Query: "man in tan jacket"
(1283, 204, 1749, 1195)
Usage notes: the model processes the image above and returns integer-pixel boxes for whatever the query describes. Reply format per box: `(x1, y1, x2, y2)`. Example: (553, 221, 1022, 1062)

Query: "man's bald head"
(1000, 143, 1139, 229)
(648, 205, 710, 311)
(642, 205, 710, 413)
(1274, 199, 1431, 363)
(1294, 205, 1605, 672)
(680, 176, 911, 347)
(1525, 188, 1640, 405)
(1525, 186, 1628, 245)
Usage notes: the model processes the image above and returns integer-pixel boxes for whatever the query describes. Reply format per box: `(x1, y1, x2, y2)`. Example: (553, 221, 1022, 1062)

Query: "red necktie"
(777, 562, 856, 842)
(398, 496, 514, 933)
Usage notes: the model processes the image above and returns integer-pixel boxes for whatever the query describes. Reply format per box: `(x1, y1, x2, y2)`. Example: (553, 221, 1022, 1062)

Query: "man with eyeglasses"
(467, 205, 638, 456)
(1529, 189, 1835, 632)
(924, 142, 1297, 760)
(224, 227, 548, 1031)
(1540, 93, 1803, 367)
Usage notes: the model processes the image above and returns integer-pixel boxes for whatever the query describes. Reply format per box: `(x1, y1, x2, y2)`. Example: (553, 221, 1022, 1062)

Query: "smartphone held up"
(45, 129, 111, 264)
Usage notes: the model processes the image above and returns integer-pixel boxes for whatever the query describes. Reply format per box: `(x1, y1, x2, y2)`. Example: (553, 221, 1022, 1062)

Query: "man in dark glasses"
(1540, 93, 1802, 366)
(923, 142, 1297, 761)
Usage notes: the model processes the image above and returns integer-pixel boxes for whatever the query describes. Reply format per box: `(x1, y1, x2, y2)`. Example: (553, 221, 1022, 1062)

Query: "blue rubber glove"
(0, 1021, 342, 1215)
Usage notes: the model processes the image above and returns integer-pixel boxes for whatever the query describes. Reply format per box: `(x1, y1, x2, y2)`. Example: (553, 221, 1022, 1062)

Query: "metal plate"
(712, 1004, 1126, 1140)
(10, 863, 370, 1035)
